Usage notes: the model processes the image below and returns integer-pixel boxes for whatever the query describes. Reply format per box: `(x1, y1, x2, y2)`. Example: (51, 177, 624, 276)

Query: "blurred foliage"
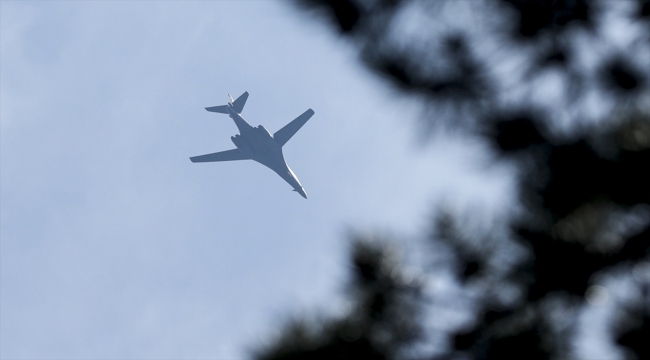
(254, 240, 422, 360)
(253, 0, 650, 359)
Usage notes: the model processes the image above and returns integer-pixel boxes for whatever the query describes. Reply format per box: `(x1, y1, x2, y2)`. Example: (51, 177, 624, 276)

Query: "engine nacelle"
(255, 125, 277, 149)
(231, 134, 252, 155)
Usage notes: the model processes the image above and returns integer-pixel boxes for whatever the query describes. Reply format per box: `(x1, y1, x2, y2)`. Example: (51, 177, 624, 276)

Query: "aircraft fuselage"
(226, 106, 308, 198)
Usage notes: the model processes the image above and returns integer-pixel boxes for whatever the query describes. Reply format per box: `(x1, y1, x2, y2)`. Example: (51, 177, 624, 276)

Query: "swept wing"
(190, 149, 249, 163)
(273, 109, 315, 147)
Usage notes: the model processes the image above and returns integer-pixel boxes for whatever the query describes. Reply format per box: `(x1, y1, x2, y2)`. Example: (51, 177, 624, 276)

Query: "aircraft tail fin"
(205, 91, 249, 114)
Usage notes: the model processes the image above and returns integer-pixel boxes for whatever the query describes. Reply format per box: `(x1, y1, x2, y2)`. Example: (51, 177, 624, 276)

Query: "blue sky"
(0, 2, 512, 359)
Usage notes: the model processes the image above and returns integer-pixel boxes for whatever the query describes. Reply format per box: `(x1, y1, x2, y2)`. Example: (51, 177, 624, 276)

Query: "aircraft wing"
(273, 109, 315, 147)
(190, 149, 249, 163)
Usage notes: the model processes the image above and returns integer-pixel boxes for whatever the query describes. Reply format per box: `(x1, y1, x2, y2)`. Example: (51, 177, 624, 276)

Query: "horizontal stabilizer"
(205, 91, 249, 114)
(233, 92, 249, 113)
(190, 149, 249, 163)
(206, 105, 229, 113)
(274, 109, 315, 147)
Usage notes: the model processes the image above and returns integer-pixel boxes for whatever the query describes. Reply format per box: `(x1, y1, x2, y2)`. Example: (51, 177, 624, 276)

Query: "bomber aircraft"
(190, 92, 314, 199)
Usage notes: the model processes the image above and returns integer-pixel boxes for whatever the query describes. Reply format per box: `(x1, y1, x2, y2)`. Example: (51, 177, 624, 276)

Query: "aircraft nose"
(292, 188, 308, 199)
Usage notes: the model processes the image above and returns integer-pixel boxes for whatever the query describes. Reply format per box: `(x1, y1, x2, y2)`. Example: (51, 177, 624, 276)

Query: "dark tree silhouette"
(253, 0, 650, 359)
(254, 240, 423, 360)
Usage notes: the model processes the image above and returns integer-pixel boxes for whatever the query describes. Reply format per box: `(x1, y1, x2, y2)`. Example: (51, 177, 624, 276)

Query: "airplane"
(190, 91, 314, 199)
